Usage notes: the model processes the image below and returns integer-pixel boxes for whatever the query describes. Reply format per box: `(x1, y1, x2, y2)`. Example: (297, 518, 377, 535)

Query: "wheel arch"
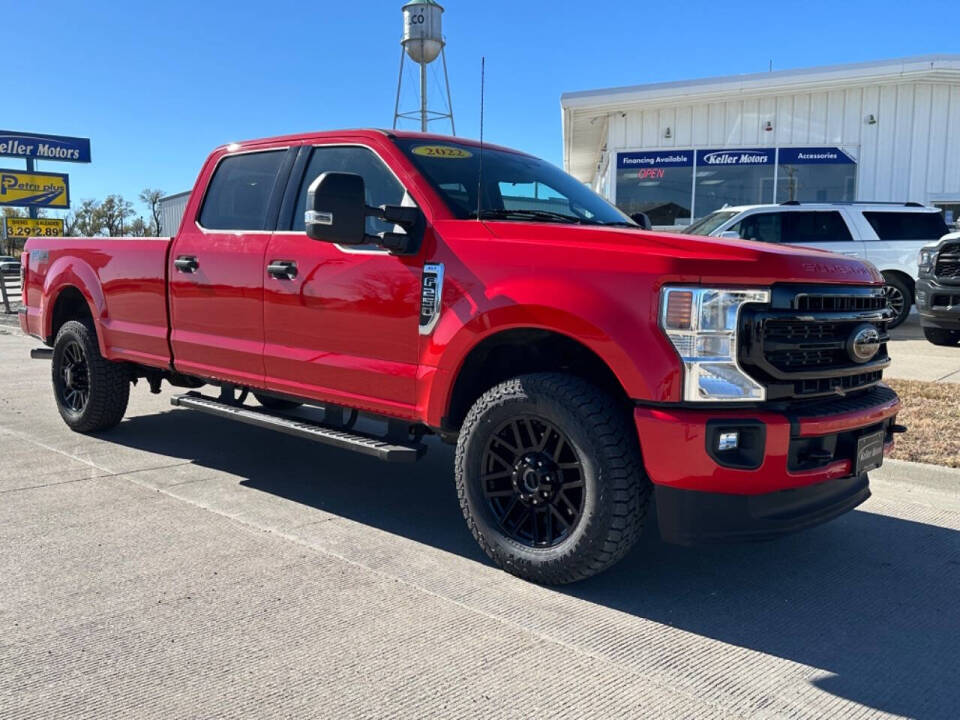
(438, 326, 632, 433)
(880, 268, 915, 304)
(42, 258, 107, 353)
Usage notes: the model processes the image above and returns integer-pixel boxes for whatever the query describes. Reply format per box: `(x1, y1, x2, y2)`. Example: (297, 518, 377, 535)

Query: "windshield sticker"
(412, 145, 473, 159)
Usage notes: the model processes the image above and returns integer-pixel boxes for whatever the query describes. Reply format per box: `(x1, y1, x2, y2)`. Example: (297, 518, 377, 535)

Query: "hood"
(481, 221, 884, 287)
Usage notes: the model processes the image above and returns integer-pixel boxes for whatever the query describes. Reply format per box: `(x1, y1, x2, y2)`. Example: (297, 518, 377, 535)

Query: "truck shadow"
(107, 409, 960, 719)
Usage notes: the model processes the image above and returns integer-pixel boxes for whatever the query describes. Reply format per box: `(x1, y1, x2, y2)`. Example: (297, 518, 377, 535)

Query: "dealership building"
(561, 54, 960, 228)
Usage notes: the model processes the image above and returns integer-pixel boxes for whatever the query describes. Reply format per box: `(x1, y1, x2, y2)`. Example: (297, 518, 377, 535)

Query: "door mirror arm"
(366, 204, 424, 256)
(305, 171, 423, 255)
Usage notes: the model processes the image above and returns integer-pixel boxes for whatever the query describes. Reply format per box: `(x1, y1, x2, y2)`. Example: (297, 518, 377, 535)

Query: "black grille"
(795, 293, 887, 312)
(935, 244, 960, 281)
(740, 285, 891, 401)
(932, 293, 960, 307)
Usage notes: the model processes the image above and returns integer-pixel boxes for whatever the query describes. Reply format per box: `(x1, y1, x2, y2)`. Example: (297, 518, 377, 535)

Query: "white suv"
(685, 202, 951, 328)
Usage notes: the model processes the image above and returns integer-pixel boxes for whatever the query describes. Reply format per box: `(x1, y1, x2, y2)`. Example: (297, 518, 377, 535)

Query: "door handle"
(267, 260, 298, 280)
(174, 255, 199, 273)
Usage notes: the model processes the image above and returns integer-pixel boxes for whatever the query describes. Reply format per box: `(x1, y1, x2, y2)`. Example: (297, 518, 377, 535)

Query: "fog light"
(717, 432, 739, 451)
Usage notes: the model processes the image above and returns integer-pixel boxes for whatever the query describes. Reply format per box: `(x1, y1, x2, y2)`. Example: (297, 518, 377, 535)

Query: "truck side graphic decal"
(419, 263, 444, 336)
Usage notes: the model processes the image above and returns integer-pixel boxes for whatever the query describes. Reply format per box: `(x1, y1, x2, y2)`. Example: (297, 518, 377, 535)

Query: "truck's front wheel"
(52, 320, 130, 433)
(456, 373, 649, 584)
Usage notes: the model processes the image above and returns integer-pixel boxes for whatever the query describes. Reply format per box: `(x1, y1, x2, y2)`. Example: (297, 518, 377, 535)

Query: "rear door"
(169, 147, 294, 386)
(860, 210, 951, 278)
(261, 142, 423, 414)
(731, 209, 864, 258)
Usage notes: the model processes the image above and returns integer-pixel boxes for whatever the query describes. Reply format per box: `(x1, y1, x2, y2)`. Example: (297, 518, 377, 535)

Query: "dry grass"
(886, 379, 960, 468)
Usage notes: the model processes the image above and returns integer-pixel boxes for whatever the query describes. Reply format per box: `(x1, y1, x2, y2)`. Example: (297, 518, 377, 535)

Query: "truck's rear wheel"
(456, 373, 649, 584)
(52, 320, 129, 433)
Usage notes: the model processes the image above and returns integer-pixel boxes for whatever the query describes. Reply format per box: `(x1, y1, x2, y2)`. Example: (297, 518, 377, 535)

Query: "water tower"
(393, 0, 455, 134)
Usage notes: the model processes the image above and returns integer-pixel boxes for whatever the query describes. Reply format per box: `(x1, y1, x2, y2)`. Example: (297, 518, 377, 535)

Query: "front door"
(169, 148, 291, 386)
(262, 144, 423, 415)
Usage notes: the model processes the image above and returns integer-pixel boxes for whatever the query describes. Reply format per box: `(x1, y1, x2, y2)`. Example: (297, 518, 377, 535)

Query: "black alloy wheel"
(57, 340, 90, 413)
(481, 415, 585, 548)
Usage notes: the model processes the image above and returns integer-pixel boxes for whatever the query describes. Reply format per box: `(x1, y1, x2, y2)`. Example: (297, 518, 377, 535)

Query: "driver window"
(292, 146, 408, 237)
(736, 212, 782, 244)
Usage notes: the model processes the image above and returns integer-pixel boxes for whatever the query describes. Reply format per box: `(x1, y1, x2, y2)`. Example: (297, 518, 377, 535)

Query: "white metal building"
(158, 190, 190, 236)
(561, 54, 960, 228)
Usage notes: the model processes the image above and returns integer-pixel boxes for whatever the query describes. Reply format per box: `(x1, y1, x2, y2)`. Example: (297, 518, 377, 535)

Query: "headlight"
(660, 287, 770, 402)
(918, 247, 936, 275)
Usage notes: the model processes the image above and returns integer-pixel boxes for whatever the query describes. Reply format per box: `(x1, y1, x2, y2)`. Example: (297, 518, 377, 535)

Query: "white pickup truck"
(685, 202, 951, 328)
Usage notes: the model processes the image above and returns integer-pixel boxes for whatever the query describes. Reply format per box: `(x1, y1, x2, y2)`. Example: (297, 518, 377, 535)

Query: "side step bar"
(30, 348, 53, 359)
(170, 392, 424, 463)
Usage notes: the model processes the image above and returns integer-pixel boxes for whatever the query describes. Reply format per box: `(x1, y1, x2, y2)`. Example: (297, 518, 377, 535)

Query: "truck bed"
(22, 236, 173, 368)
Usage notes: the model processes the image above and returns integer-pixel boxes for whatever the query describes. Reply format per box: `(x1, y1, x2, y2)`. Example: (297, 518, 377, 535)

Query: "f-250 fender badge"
(419, 263, 444, 336)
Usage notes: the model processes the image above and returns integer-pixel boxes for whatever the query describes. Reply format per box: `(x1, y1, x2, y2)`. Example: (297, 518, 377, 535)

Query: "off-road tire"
(52, 320, 129, 433)
(456, 373, 650, 584)
(923, 326, 960, 346)
(254, 394, 302, 411)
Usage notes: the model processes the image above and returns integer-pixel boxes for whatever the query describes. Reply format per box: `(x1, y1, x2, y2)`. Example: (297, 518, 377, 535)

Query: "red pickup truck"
(21, 129, 903, 583)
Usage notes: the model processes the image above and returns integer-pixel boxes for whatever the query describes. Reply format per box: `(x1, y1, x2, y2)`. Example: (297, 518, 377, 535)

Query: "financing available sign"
(0, 130, 91, 164)
(0, 169, 70, 208)
(3, 217, 64, 238)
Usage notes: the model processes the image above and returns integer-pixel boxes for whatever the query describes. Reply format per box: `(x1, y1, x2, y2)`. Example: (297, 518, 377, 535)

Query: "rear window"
(781, 211, 852, 243)
(199, 151, 285, 231)
(863, 211, 949, 241)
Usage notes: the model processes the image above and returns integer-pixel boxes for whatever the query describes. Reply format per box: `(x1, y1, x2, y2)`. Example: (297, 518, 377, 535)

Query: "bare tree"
(139, 189, 164, 237)
(98, 195, 136, 236)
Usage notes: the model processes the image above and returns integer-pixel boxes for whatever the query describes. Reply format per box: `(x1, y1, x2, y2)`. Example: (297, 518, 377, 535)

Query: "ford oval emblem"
(847, 323, 881, 364)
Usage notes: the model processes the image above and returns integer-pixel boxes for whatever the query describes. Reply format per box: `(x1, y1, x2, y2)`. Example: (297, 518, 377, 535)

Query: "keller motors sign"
(0, 130, 91, 164)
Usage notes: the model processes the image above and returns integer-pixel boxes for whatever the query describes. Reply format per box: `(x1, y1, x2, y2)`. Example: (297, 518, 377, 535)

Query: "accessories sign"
(0, 169, 70, 208)
(778, 147, 856, 164)
(0, 130, 91, 164)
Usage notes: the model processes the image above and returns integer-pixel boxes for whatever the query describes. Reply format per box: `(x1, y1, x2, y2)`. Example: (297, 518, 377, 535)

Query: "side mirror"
(630, 212, 652, 230)
(305, 172, 367, 245)
(719, 230, 740, 239)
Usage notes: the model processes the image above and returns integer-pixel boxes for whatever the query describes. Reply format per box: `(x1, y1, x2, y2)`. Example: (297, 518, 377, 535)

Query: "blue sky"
(4, 0, 955, 221)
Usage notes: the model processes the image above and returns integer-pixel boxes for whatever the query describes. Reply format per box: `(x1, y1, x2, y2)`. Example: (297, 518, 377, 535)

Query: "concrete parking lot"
(1, 324, 959, 719)
(887, 314, 960, 383)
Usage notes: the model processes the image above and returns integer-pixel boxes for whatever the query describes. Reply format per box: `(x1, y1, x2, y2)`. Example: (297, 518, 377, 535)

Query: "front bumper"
(916, 278, 960, 329)
(634, 385, 900, 544)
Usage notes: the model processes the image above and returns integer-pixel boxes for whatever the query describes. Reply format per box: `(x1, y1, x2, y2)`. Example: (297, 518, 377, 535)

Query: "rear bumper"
(634, 385, 900, 543)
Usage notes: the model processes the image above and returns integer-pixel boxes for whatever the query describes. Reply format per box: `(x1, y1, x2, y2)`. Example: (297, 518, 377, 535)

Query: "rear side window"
(781, 211, 853, 244)
(199, 151, 285, 230)
(863, 211, 949, 241)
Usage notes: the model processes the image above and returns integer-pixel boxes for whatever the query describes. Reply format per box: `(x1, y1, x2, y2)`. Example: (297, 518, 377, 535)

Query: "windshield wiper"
(472, 209, 584, 224)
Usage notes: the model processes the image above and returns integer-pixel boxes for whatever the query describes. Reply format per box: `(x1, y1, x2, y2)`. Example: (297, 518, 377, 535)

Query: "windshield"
(394, 138, 633, 226)
(684, 210, 739, 236)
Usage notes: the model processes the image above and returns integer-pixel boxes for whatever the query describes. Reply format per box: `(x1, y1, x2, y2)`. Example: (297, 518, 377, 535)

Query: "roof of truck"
(215, 129, 527, 157)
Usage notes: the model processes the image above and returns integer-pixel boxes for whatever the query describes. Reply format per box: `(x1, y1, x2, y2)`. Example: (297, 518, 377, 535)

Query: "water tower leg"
(420, 61, 428, 132)
(393, 46, 406, 130)
(441, 46, 455, 135)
